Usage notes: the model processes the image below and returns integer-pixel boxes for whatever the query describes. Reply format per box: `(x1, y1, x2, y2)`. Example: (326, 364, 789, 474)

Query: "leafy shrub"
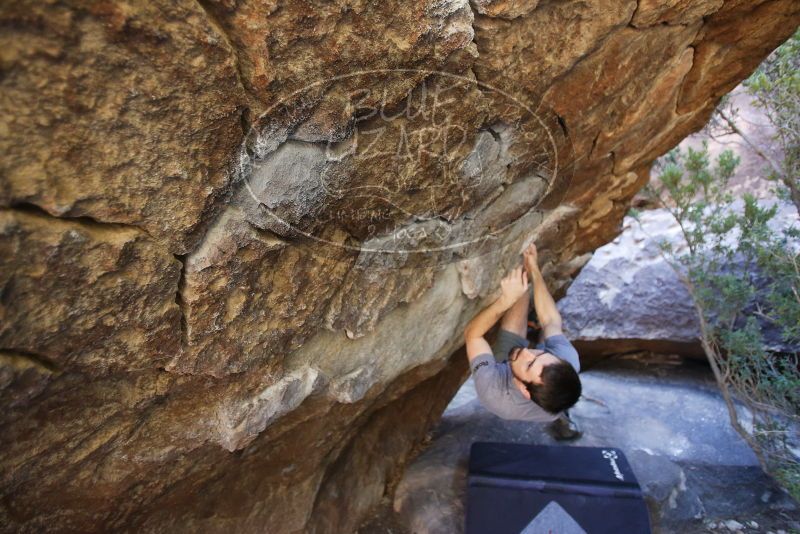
(645, 142, 800, 500)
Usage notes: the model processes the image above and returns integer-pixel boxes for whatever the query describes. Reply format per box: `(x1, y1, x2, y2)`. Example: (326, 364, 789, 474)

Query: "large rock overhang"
(0, 0, 798, 531)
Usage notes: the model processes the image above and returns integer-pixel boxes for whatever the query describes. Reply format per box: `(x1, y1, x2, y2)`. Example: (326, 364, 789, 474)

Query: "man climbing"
(464, 242, 582, 440)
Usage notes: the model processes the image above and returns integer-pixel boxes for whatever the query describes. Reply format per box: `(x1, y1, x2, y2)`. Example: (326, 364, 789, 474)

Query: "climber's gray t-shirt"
(470, 333, 580, 423)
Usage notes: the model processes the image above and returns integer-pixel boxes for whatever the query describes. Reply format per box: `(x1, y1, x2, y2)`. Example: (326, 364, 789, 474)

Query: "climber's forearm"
(529, 266, 563, 333)
(464, 295, 513, 341)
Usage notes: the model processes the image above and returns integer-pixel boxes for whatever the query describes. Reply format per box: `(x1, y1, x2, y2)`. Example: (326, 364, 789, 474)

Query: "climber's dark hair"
(524, 358, 581, 414)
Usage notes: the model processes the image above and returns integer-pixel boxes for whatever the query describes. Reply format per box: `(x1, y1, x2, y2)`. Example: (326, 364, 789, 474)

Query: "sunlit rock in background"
(560, 202, 799, 361)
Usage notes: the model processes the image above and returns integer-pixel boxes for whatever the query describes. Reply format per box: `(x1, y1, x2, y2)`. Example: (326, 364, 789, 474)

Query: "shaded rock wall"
(1, 0, 798, 532)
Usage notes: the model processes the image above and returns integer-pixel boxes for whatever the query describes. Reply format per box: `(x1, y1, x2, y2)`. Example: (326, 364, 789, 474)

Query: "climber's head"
(508, 346, 581, 414)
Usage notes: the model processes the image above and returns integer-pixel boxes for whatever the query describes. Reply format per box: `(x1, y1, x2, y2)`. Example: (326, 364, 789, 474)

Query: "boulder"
(1, 0, 798, 531)
(559, 203, 799, 361)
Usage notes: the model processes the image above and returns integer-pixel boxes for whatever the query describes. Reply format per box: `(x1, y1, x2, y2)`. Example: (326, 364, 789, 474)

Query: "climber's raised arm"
(464, 266, 529, 363)
(523, 243, 563, 338)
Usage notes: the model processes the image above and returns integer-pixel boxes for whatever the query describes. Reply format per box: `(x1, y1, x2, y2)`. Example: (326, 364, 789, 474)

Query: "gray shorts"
(492, 328, 529, 363)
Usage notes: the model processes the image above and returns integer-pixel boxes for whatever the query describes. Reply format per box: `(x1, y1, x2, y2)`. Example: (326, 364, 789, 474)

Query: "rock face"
(0, 1, 798, 532)
(559, 203, 799, 360)
(560, 209, 704, 359)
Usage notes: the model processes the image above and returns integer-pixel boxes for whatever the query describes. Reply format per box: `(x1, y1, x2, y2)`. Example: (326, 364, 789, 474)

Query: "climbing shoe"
(547, 411, 582, 441)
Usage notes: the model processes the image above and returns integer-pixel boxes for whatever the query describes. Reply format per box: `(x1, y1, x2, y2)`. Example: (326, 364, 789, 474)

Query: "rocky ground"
(358, 353, 800, 534)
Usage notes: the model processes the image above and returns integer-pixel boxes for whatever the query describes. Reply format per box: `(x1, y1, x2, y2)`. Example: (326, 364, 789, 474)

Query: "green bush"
(645, 142, 800, 500)
(745, 28, 800, 212)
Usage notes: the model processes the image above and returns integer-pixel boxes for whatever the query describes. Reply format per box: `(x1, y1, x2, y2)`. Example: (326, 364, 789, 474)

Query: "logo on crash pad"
(520, 501, 587, 534)
(602, 449, 625, 481)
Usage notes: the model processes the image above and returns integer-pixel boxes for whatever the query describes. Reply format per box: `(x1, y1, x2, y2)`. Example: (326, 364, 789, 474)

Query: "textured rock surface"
(0, 1, 247, 253)
(559, 203, 799, 360)
(560, 209, 703, 359)
(1, 0, 798, 532)
(0, 209, 182, 374)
